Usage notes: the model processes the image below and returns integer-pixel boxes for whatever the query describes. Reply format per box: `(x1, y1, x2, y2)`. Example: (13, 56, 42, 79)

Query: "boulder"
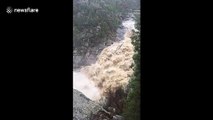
(73, 89, 102, 120)
(73, 89, 125, 120)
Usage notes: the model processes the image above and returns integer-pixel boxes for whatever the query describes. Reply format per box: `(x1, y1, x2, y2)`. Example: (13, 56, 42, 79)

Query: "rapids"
(73, 15, 137, 102)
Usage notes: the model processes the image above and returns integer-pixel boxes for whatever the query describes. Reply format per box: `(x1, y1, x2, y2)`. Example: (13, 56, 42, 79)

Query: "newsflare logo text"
(6, 7, 39, 14)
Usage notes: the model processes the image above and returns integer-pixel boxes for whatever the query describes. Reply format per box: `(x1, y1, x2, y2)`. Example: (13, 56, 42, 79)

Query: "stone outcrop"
(73, 89, 102, 120)
(73, 89, 125, 120)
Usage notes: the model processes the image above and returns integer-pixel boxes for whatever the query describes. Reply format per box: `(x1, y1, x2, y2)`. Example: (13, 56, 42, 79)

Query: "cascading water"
(73, 71, 101, 100)
(73, 14, 137, 102)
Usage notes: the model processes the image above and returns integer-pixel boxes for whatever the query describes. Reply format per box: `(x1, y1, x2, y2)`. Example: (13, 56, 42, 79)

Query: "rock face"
(73, 89, 102, 120)
(73, 0, 128, 69)
(73, 89, 125, 120)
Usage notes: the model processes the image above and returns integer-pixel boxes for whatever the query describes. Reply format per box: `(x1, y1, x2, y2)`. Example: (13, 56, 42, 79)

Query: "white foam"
(73, 71, 101, 101)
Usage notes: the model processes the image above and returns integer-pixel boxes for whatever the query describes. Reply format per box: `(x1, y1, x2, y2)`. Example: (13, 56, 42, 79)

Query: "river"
(73, 14, 138, 102)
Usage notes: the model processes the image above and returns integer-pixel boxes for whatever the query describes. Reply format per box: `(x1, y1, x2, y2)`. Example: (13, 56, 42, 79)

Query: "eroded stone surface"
(73, 89, 125, 120)
(73, 89, 102, 120)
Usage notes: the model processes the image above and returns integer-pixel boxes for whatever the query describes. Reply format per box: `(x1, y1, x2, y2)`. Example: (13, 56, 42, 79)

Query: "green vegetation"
(73, 0, 136, 54)
(122, 15, 141, 120)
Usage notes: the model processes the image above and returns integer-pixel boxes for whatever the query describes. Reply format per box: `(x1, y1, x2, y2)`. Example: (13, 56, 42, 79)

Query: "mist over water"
(73, 71, 101, 101)
(73, 15, 137, 102)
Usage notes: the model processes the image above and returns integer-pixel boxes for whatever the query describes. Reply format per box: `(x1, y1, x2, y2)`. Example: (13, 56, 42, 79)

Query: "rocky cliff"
(73, 89, 124, 120)
(73, 89, 102, 120)
(73, 0, 130, 69)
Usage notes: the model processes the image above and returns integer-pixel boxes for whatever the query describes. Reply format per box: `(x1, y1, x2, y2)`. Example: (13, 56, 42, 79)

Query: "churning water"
(73, 15, 137, 101)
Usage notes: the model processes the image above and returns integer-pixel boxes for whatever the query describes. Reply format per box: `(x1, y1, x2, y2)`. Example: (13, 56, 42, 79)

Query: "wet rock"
(73, 89, 125, 120)
(112, 115, 124, 120)
(73, 89, 102, 120)
(90, 110, 113, 120)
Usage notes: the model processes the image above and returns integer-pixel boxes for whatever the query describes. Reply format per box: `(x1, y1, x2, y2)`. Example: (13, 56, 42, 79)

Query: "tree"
(122, 15, 141, 120)
(73, 0, 130, 53)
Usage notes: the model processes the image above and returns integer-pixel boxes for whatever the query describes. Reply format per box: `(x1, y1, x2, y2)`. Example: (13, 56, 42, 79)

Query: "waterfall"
(73, 14, 137, 102)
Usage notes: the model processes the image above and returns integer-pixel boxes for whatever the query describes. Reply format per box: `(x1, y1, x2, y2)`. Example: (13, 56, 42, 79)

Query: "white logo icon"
(6, 7, 13, 14)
